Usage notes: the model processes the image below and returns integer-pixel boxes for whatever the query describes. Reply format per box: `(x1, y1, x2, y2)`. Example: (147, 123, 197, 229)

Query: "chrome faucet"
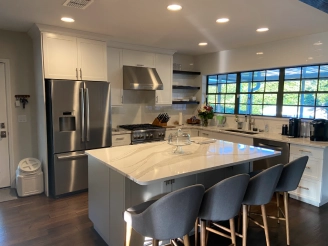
(246, 97, 255, 131)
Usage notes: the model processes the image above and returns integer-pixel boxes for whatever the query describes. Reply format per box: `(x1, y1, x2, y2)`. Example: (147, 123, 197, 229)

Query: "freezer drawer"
(54, 152, 88, 196)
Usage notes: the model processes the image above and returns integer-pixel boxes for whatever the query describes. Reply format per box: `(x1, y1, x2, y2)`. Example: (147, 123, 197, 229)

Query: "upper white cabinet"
(43, 33, 107, 81)
(107, 47, 123, 106)
(122, 50, 155, 68)
(155, 54, 173, 105)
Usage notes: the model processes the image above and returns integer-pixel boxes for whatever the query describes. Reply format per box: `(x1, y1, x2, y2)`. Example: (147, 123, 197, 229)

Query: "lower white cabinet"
(112, 134, 131, 147)
(289, 144, 328, 207)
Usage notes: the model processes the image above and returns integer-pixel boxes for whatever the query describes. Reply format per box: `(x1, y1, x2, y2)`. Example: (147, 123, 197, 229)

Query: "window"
(207, 73, 237, 114)
(239, 69, 279, 116)
(206, 64, 328, 119)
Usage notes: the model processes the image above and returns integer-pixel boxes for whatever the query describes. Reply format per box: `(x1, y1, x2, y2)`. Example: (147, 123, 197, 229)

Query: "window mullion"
(276, 68, 285, 117)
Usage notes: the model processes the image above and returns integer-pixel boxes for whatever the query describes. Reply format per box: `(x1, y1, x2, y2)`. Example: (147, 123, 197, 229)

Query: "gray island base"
(86, 137, 280, 246)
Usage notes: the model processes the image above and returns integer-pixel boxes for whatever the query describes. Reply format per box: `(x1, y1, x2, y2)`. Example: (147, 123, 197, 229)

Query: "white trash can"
(16, 158, 44, 197)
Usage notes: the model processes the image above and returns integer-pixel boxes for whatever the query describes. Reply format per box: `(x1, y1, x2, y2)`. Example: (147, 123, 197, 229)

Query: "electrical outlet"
(15, 100, 20, 107)
(18, 115, 27, 123)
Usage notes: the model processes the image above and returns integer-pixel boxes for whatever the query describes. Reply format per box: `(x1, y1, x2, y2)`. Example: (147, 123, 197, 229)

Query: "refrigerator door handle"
(85, 88, 90, 142)
(80, 88, 85, 142)
(57, 153, 88, 160)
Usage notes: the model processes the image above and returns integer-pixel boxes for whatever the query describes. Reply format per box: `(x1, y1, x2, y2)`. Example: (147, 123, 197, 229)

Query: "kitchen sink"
(223, 129, 259, 135)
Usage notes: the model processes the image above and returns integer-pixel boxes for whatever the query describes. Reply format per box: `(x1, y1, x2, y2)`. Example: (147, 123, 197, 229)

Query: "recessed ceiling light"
(257, 27, 269, 32)
(167, 4, 182, 11)
(216, 18, 229, 23)
(308, 57, 313, 60)
(256, 52, 264, 55)
(61, 17, 75, 23)
(314, 41, 323, 46)
(199, 42, 208, 46)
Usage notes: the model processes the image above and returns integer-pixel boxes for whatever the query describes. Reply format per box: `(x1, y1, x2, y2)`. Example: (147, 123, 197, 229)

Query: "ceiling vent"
(299, 0, 328, 14)
(63, 0, 94, 10)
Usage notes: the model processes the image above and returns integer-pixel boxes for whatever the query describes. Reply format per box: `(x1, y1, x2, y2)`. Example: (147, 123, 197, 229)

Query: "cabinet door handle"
(299, 149, 312, 153)
(80, 68, 82, 80)
(306, 166, 311, 169)
(121, 96, 123, 104)
(156, 96, 158, 103)
(298, 185, 309, 190)
(202, 133, 209, 136)
(76, 68, 78, 80)
(115, 137, 124, 140)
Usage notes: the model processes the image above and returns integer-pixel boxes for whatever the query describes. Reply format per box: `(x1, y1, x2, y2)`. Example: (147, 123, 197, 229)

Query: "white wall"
(0, 29, 37, 186)
(194, 30, 328, 132)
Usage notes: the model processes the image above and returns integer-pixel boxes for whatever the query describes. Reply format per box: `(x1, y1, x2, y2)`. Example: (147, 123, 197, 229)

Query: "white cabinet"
(155, 54, 173, 105)
(288, 144, 328, 207)
(43, 33, 107, 81)
(112, 134, 131, 147)
(122, 50, 155, 68)
(107, 47, 123, 106)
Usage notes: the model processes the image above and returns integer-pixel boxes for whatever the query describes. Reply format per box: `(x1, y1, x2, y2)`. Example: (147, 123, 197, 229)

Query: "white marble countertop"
(86, 137, 280, 185)
(166, 125, 328, 149)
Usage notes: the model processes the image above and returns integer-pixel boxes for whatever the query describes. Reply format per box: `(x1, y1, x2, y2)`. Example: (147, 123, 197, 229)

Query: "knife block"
(152, 118, 167, 127)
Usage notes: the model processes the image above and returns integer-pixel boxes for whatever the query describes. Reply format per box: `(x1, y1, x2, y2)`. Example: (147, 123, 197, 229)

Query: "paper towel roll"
(178, 112, 183, 125)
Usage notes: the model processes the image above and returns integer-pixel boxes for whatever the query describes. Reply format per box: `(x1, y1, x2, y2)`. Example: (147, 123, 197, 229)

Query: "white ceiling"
(0, 0, 328, 55)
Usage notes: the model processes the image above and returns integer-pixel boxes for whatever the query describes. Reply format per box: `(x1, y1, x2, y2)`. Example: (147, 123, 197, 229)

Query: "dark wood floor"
(1, 192, 328, 246)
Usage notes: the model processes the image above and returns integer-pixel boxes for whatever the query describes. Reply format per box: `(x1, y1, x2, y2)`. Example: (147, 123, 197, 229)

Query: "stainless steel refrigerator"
(46, 79, 111, 197)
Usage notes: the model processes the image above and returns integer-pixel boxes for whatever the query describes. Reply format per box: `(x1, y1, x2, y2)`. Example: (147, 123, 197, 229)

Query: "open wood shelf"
(172, 101, 200, 104)
(173, 70, 201, 75)
(172, 85, 200, 90)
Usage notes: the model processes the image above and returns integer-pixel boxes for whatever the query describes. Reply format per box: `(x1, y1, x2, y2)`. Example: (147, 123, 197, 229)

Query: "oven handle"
(258, 143, 283, 151)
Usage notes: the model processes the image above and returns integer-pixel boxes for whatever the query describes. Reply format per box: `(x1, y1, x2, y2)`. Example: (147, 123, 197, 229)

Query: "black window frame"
(206, 63, 328, 119)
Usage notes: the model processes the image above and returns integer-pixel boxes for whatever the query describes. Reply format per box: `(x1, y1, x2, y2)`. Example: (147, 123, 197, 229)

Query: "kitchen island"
(86, 137, 280, 246)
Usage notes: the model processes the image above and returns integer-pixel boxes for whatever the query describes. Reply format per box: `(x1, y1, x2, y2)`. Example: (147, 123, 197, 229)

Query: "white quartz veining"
(86, 137, 280, 185)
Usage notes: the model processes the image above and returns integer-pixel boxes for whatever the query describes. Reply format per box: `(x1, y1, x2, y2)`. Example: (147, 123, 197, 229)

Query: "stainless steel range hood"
(123, 66, 163, 90)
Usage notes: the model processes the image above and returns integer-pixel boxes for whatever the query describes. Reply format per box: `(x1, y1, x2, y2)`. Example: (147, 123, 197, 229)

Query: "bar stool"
(196, 174, 250, 246)
(124, 184, 205, 246)
(238, 164, 284, 246)
(274, 156, 309, 245)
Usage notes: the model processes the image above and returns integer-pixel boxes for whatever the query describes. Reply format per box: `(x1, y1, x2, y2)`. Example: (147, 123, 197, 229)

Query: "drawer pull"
(306, 166, 311, 169)
(115, 137, 124, 140)
(202, 133, 209, 136)
(298, 185, 309, 190)
(299, 149, 312, 153)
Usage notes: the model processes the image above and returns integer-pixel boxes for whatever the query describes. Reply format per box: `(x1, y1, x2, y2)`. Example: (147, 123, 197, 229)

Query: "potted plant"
(198, 104, 214, 127)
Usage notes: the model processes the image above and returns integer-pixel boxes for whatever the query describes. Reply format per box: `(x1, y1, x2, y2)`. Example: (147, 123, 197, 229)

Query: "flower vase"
(201, 118, 208, 127)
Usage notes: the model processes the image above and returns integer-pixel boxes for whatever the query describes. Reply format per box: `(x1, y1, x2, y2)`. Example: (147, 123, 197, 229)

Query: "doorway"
(0, 62, 10, 188)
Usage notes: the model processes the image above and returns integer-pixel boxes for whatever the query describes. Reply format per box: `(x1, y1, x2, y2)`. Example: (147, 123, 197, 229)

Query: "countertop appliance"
(253, 138, 290, 171)
(289, 118, 301, 138)
(119, 124, 165, 144)
(310, 119, 328, 141)
(46, 79, 111, 197)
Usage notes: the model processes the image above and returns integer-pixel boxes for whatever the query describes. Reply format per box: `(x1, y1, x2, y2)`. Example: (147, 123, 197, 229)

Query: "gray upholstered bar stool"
(195, 174, 250, 246)
(274, 155, 309, 246)
(124, 184, 205, 246)
(238, 164, 284, 246)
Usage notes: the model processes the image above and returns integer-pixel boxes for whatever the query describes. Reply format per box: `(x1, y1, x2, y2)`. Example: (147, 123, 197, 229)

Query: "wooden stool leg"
(125, 223, 132, 246)
(205, 220, 210, 245)
(237, 210, 241, 233)
(276, 192, 280, 224)
(195, 218, 199, 246)
(229, 218, 236, 246)
(261, 205, 270, 246)
(200, 220, 207, 246)
(284, 192, 290, 245)
(242, 205, 248, 246)
(152, 239, 159, 246)
(183, 234, 191, 246)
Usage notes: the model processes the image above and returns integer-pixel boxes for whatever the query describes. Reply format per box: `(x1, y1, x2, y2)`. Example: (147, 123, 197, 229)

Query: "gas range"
(118, 124, 166, 144)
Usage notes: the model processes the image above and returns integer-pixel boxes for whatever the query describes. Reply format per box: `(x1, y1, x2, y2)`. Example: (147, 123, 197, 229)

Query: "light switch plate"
(18, 115, 27, 122)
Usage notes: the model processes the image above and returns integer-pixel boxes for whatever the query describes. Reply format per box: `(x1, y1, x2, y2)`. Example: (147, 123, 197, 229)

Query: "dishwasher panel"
(253, 138, 289, 171)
